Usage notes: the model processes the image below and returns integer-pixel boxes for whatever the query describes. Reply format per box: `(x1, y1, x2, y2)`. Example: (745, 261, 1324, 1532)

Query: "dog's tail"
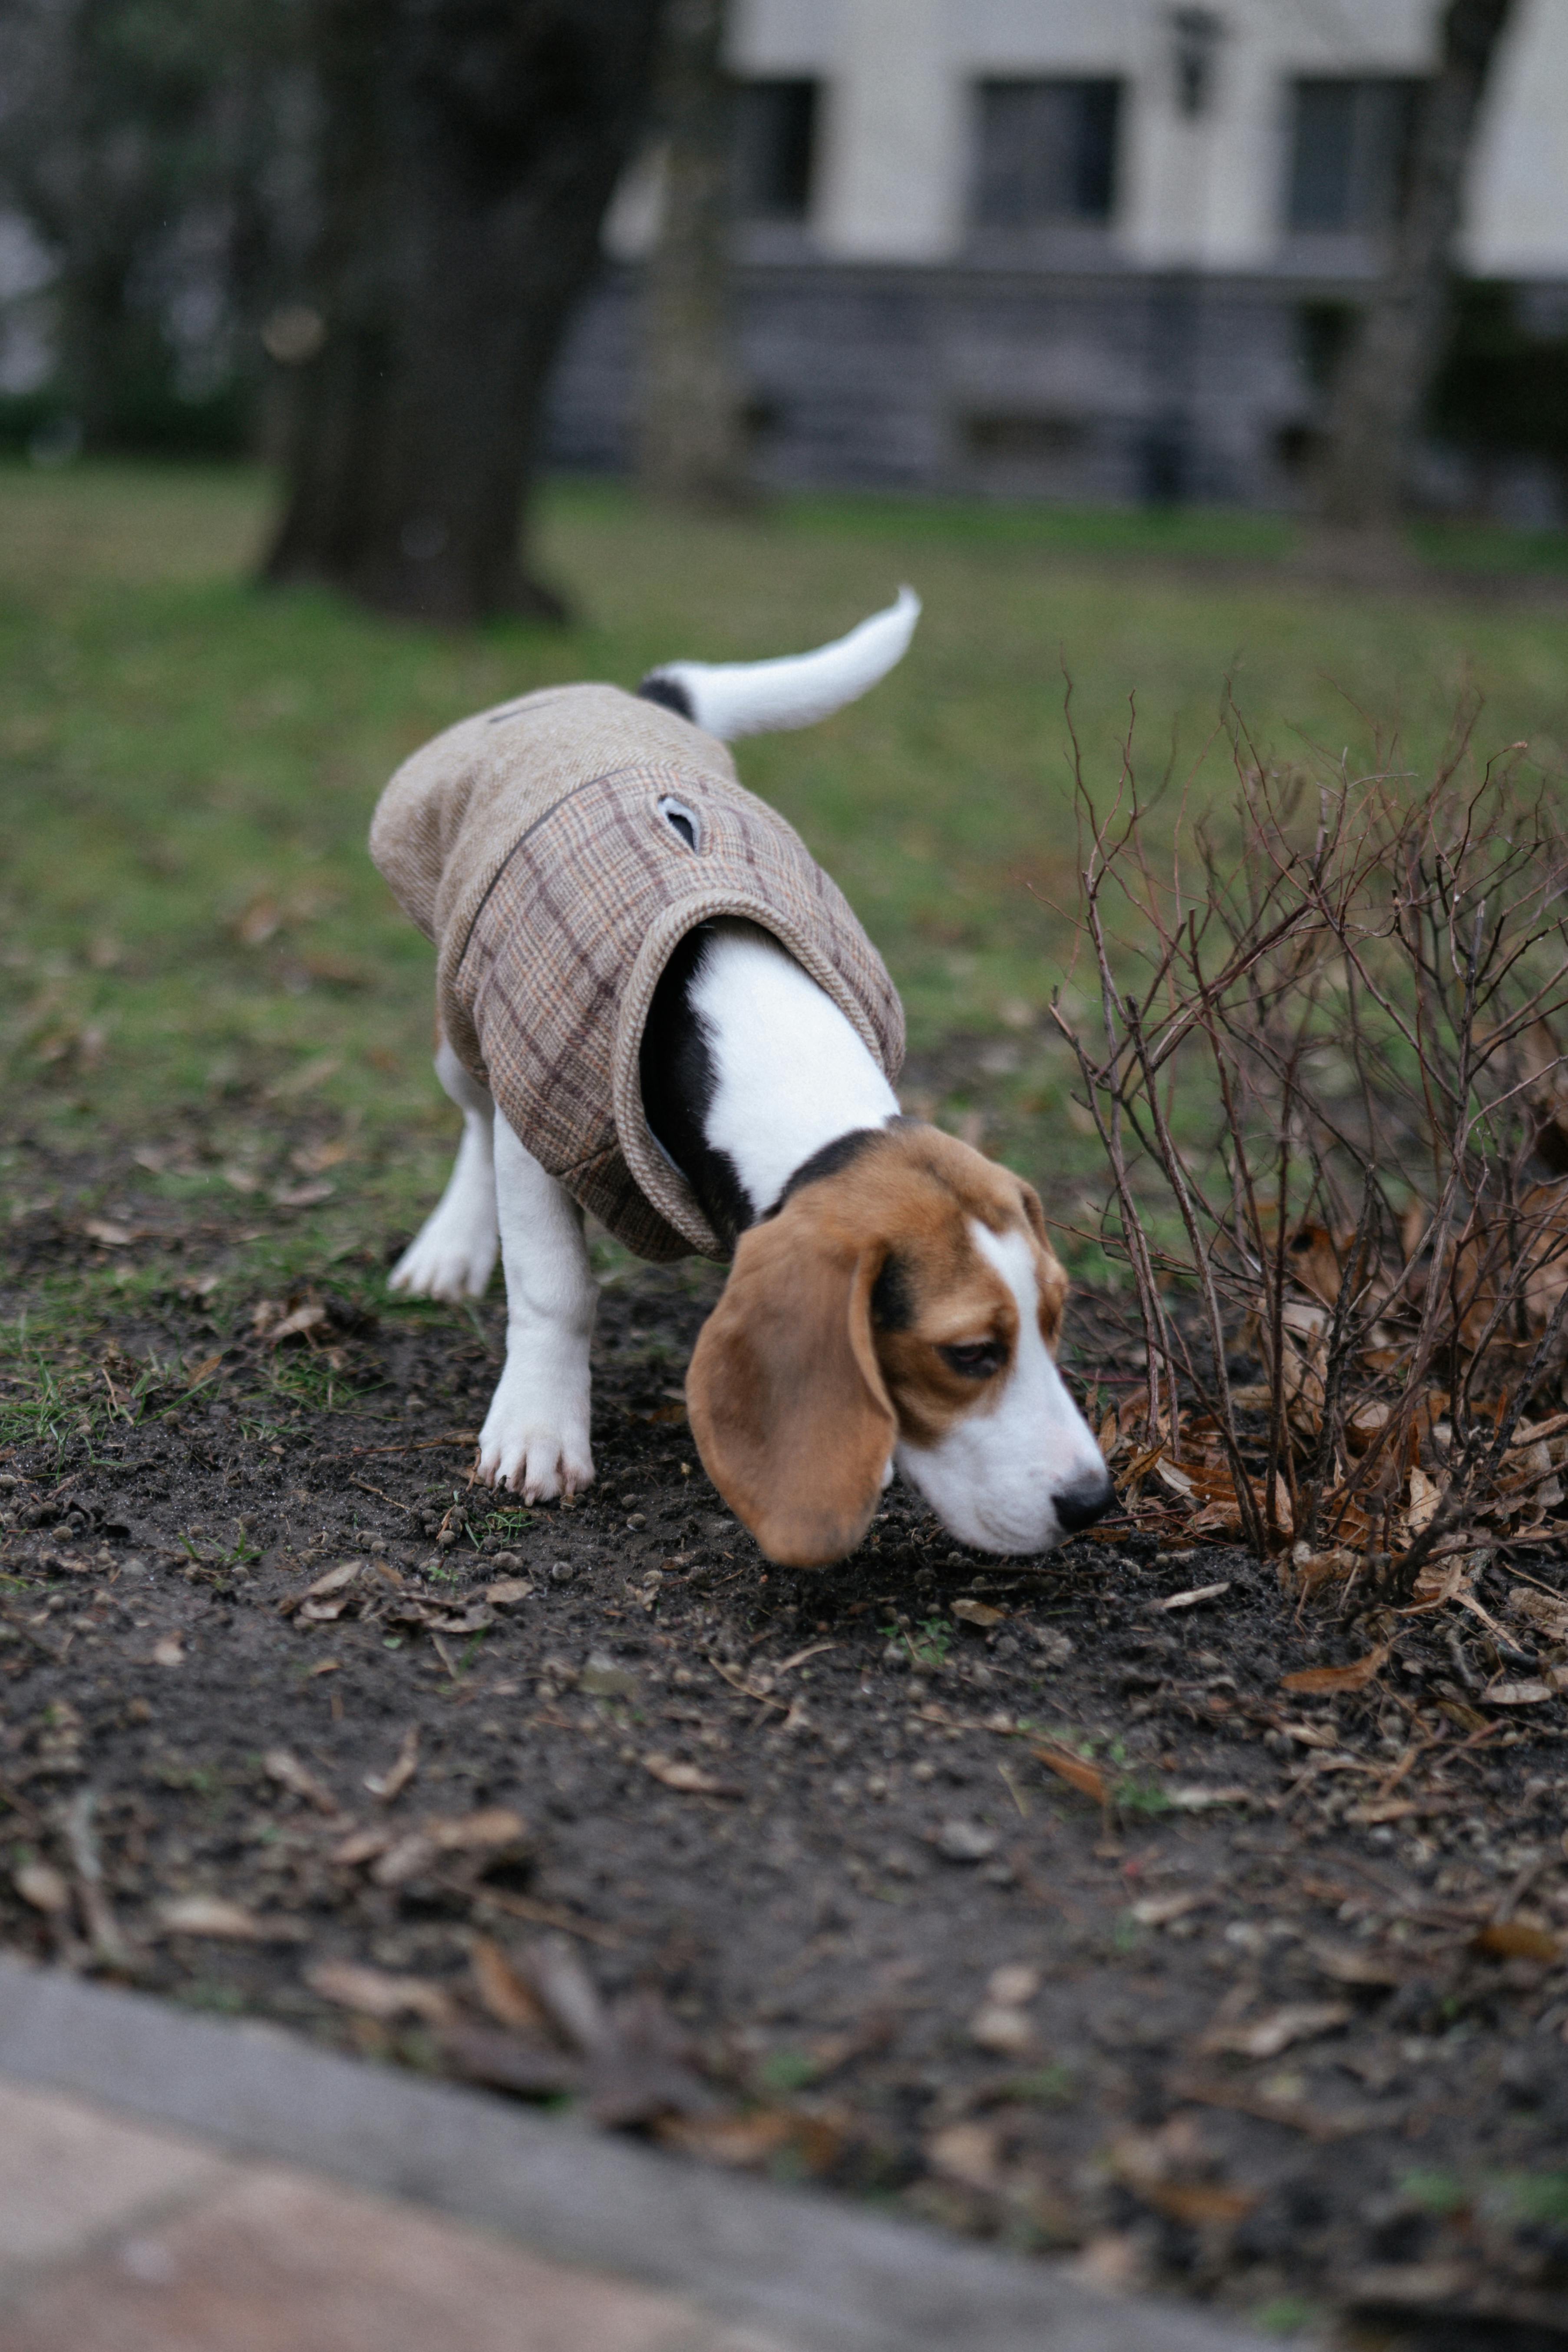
(637, 586, 920, 742)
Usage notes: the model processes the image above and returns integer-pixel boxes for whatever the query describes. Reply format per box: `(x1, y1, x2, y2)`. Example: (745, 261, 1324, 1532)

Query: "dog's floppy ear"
(686, 1205, 895, 1568)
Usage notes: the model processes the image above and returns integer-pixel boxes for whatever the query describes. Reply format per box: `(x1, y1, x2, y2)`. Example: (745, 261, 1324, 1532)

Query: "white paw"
(477, 1374, 594, 1502)
(389, 1216, 497, 1303)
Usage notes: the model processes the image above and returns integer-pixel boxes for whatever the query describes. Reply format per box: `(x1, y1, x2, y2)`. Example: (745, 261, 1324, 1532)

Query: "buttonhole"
(657, 795, 701, 852)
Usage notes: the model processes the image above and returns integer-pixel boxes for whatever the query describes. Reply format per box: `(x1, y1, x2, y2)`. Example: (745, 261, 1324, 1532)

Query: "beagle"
(384, 595, 1112, 1568)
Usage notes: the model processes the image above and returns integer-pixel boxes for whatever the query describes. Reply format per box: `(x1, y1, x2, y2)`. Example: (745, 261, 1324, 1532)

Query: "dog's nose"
(1053, 1471, 1114, 1534)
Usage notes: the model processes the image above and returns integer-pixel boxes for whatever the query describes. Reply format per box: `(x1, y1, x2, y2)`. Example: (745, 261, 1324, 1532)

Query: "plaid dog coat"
(370, 684, 905, 1262)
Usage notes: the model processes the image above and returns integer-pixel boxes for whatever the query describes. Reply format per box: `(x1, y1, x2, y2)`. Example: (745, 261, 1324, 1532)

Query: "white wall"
(726, 0, 1565, 277)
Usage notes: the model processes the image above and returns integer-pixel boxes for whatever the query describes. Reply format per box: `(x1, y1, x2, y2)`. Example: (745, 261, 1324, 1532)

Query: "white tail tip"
(640, 586, 920, 742)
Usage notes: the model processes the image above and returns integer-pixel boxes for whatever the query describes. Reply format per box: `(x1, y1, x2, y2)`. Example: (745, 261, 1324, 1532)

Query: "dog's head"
(685, 1124, 1112, 1567)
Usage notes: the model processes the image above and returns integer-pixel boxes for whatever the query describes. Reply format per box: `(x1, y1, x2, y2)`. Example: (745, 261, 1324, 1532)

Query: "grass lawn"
(2, 458, 1567, 1299)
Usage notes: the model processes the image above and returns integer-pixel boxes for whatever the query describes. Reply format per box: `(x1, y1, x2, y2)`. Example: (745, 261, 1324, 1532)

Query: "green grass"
(3, 459, 1568, 1285)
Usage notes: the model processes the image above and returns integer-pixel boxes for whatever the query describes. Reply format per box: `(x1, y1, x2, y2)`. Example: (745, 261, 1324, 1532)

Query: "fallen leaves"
(950, 1599, 1007, 1629)
(643, 1754, 741, 1798)
(13, 1860, 69, 1915)
(357, 1808, 530, 1888)
(306, 1959, 454, 2026)
(1165, 1784, 1251, 1812)
(157, 1896, 309, 1943)
(968, 1962, 1040, 2055)
(1473, 1920, 1561, 1964)
(1201, 2002, 1353, 2061)
(1030, 1744, 1106, 1803)
(263, 1747, 339, 1815)
(363, 1725, 419, 1804)
(1281, 1645, 1390, 1697)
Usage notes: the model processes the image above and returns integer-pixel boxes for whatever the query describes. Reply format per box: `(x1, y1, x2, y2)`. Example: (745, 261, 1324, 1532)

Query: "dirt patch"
(3, 1146, 1568, 2349)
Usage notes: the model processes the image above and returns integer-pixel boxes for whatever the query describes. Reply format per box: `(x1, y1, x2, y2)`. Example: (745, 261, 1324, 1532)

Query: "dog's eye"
(937, 1339, 1006, 1380)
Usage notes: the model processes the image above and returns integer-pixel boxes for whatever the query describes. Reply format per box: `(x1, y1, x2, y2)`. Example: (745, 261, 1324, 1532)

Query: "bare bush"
(1054, 707, 1568, 1607)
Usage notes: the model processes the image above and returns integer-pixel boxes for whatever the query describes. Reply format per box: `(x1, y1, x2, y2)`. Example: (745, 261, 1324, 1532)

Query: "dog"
(372, 592, 1112, 1567)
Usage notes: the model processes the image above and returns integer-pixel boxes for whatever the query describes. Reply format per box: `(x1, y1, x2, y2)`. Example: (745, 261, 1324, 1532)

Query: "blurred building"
(548, 0, 1568, 515)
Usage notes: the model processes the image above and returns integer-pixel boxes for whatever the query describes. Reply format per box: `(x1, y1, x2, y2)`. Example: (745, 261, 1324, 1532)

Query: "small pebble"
(969, 2002, 1035, 2056)
(987, 1963, 1040, 2007)
(936, 1818, 998, 1863)
(549, 1560, 575, 1585)
(626, 1513, 647, 1530)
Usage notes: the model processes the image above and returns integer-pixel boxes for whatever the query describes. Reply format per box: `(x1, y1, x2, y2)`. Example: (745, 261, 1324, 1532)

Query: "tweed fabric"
(370, 684, 905, 1261)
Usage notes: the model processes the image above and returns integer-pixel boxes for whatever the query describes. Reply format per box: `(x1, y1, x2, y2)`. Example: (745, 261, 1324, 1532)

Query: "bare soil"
(4, 1145, 1568, 2350)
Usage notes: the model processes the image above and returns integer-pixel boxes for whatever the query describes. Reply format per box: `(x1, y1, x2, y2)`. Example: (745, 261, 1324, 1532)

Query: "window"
(1285, 78, 1419, 237)
(973, 80, 1122, 231)
(734, 80, 818, 222)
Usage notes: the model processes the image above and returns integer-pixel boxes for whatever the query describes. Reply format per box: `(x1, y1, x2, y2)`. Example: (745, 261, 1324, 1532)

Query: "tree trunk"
(264, 0, 667, 625)
(1315, 0, 1515, 536)
(637, 0, 749, 507)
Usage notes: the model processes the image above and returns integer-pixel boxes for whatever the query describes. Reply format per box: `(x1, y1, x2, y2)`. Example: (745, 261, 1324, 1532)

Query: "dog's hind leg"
(388, 1036, 499, 1302)
(476, 1110, 597, 1500)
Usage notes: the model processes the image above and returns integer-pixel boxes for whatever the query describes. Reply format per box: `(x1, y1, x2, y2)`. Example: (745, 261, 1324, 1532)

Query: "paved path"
(0, 1958, 1273, 2352)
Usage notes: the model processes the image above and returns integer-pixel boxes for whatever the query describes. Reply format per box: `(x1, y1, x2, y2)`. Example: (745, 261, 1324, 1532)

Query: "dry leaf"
(364, 1724, 419, 1804)
(13, 1862, 69, 1915)
(273, 1180, 335, 1209)
(291, 1138, 352, 1175)
(428, 1807, 528, 1853)
(1307, 1942, 1404, 1989)
(264, 1747, 339, 1814)
(1509, 1585, 1568, 1642)
(1157, 1582, 1232, 1612)
(269, 1301, 330, 1345)
(1132, 1891, 1208, 1928)
(927, 2120, 1007, 2193)
(235, 895, 281, 946)
(439, 2025, 579, 2100)
(83, 1218, 133, 1249)
(644, 1754, 741, 1797)
(1407, 1466, 1441, 1534)
(183, 1354, 223, 1391)
(1474, 1920, 1561, 1963)
(470, 1935, 550, 2033)
(331, 1826, 392, 1867)
(1032, 1744, 1106, 1803)
(1281, 1645, 1390, 1696)
(157, 1896, 307, 1943)
(951, 1599, 1006, 1629)
(296, 1560, 366, 1606)
(1202, 2002, 1351, 2060)
(658, 2107, 847, 2175)
(304, 1959, 453, 2026)
(1166, 1784, 1250, 1811)
(485, 1578, 534, 1607)
(1484, 1678, 1554, 1707)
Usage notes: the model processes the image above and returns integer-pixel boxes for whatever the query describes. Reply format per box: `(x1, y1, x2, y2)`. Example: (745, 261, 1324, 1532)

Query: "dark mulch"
(3, 1147, 1568, 2350)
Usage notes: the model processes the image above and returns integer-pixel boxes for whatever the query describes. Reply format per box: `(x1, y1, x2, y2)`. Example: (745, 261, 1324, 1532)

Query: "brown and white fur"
(389, 594, 1111, 1569)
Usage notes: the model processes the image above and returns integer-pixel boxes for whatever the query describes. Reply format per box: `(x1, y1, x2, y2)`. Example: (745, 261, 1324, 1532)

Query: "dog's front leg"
(476, 1112, 597, 1501)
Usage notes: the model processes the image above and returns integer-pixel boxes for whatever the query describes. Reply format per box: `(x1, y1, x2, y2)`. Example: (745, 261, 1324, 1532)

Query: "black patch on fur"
(870, 1252, 914, 1333)
(768, 1127, 885, 1218)
(639, 925, 753, 1253)
(637, 673, 695, 722)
